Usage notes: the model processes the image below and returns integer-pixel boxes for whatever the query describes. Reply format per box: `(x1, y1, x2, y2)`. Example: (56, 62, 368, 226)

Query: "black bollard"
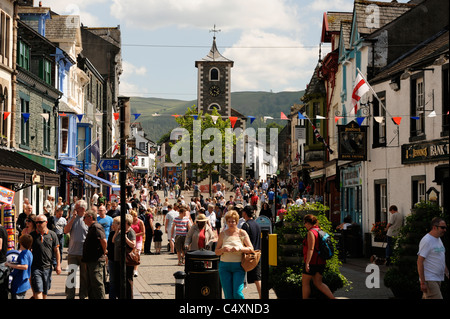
(173, 271, 186, 299)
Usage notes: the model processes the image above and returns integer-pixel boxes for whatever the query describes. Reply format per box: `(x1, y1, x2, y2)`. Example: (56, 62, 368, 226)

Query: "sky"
(39, 0, 407, 101)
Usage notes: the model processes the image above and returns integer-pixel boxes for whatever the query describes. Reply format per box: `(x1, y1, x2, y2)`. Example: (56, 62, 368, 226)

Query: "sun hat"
(196, 213, 209, 222)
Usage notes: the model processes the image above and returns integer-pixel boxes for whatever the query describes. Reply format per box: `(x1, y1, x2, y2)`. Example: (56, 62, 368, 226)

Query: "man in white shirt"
(165, 205, 179, 254)
(417, 217, 449, 299)
(205, 204, 217, 231)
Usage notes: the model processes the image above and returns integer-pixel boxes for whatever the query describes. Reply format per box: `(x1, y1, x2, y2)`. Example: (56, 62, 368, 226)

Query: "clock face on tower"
(209, 85, 221, 97)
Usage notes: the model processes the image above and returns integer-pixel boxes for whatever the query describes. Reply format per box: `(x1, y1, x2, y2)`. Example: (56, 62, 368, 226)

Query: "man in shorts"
(417, 217, 449, 299)
(30, 214, 61, 299)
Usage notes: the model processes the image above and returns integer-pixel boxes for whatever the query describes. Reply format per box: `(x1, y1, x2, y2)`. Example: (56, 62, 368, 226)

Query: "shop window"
(410, 74, 426, 141)
(411, 175, 426, 207)
(60, 116, 69, 154)
(20, 97, 30, 146)
(372, 91, 386, 147)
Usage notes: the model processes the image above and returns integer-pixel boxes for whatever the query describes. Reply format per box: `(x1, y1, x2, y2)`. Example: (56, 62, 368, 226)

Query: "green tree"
(170, 106, 236, 196)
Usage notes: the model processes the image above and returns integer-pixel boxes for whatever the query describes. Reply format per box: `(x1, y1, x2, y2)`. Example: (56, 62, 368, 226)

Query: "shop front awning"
(79, 177, 99, 188)
(0, 148, 59, 190)
(60, 165, 79, 176)
(76, 169, 120, 190)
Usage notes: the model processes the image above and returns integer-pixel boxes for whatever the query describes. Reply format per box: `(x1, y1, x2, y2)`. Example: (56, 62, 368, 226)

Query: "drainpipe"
(10, 1, 18, 148)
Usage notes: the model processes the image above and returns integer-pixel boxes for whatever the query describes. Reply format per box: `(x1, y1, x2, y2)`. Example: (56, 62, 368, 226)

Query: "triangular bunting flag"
(298, 112, 306, 120)
(263, 116, 273, 123)
(172, 114, 180, 118)
(77, 114, 84, 122)
(3, 112, 10, 120)
(133, 113, 141, 120)
(374, 116, 384, 123)
(59, 112, 67, 117)
(427, 111, 436, 118)
(335, 116, 343, 123)
(316, 115, 326, 120)
(247, 116, 256, 124)
(192, 115, 198, 120)
(392, 117, 402, 125)
(211, 115, 219, 124)
(113, 113, 119, 121)
(41, 113, 49, 122)
(152, 113, 160, 117)
(356, 117, 365, 126)
(280, 112, 288, 120)
(229, 116, 238, 128)
(411, 116, 420, 120)
(23, 113, 30, 123)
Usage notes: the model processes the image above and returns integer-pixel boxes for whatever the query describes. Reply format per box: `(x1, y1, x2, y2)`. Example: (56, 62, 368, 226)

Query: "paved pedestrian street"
(22, 190, 393, 301)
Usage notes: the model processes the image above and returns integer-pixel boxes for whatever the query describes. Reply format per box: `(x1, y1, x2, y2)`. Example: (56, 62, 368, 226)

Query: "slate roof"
(354, 0, 415, 36)
(45, 14, 80, 42)
(370, 29, 449, 84)
(197, 37, 233, 64)
(302, 63, 326, 100)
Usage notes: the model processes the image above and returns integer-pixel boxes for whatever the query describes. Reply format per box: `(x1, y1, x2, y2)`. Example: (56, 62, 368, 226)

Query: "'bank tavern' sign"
(402, 139, 449, 164)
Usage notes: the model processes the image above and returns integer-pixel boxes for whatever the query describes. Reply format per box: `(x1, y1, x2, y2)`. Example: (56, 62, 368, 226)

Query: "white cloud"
(224, 30, 319, 92)
(306, 0, 353, 12)
(110, 0, 302, 32)
(119, 61, 149, 96)
(122, 61, 147, 76)
(39, 0, 105, 25)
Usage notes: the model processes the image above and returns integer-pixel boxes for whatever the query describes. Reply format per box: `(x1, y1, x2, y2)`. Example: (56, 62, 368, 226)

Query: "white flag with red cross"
(350, 72, 370, 116)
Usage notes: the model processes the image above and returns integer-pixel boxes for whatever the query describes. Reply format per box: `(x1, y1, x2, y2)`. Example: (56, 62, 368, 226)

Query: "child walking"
(6, 234, 33, 299)
(153, 223, 163, 254)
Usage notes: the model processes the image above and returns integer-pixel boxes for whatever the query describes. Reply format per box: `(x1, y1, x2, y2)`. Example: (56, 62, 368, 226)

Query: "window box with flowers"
(371, 221, 387, 242)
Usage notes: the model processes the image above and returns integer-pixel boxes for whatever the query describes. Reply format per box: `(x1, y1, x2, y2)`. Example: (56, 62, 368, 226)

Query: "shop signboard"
(401, 139, 449, 164)
(338, 121, 367, 161)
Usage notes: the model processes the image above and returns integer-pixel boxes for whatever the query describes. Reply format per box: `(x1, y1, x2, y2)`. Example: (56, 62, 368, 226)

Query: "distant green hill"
(130, 91, 304, 143)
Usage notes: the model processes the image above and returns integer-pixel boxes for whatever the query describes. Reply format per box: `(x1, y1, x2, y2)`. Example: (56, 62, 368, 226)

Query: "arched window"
(210, 68, 219, 81)
(208, 103, 221, 111)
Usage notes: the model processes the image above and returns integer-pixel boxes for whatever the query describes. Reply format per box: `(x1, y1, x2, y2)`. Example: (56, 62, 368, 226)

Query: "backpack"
(312, 228, 334, 260)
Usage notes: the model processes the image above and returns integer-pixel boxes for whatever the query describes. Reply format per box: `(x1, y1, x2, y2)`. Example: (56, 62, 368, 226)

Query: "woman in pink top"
(130, 210, 145, 277)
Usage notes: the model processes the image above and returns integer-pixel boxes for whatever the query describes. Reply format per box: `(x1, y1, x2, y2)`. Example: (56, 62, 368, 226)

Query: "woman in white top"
(215, 210, 254, 299)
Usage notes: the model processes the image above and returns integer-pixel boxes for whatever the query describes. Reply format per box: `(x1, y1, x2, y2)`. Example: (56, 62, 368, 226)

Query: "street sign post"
(98, 158, 120, 171)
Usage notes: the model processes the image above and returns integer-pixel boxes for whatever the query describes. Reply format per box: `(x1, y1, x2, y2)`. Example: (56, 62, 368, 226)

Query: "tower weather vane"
(209, 24, 221, 39)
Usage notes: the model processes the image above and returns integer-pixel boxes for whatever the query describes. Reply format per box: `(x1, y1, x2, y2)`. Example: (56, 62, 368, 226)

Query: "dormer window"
(210, 68, 219, 81)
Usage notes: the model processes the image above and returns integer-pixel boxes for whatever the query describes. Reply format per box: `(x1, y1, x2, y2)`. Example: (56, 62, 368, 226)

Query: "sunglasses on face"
(35, 221, 46, 224)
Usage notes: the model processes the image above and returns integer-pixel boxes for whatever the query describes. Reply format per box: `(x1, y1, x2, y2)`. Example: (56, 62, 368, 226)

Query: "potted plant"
(269, 203, 349, 298)
(371, 221, 387, 242)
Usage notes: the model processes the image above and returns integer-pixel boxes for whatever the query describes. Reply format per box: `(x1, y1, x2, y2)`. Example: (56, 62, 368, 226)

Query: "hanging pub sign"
(401, 138, 449, 164)
(338, 121, 367, 161)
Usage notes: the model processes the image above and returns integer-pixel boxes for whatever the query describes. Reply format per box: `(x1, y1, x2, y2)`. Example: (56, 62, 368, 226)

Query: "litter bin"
(184, 249, 221, 299)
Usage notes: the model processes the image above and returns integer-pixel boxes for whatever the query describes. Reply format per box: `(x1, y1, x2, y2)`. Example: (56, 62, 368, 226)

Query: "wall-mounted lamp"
(400, 68, 434, 80)
(433, 54, 449, 66)
(389, 77, 400, 91)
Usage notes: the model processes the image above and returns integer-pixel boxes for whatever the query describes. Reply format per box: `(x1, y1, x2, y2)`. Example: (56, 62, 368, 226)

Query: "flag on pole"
(351, 71, 370, 116)
(90, 139, 100, 163)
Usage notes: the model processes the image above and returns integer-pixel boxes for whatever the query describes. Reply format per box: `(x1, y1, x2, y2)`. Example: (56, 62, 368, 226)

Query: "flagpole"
(76, 138, 99, 157)
(356, 68, 394, 119)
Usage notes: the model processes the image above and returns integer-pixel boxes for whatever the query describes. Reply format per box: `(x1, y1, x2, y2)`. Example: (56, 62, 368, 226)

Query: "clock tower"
(195, 34, 234, 117)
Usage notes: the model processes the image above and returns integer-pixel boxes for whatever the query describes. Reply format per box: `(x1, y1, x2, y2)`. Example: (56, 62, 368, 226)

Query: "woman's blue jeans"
(219, 261, 245, 299)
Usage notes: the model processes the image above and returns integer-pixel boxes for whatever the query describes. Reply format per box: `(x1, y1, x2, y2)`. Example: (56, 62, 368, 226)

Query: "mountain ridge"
(130, 90, 304, 142)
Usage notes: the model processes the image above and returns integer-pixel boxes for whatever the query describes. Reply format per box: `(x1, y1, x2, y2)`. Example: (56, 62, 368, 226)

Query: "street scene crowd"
(1, 174, 447, 300)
